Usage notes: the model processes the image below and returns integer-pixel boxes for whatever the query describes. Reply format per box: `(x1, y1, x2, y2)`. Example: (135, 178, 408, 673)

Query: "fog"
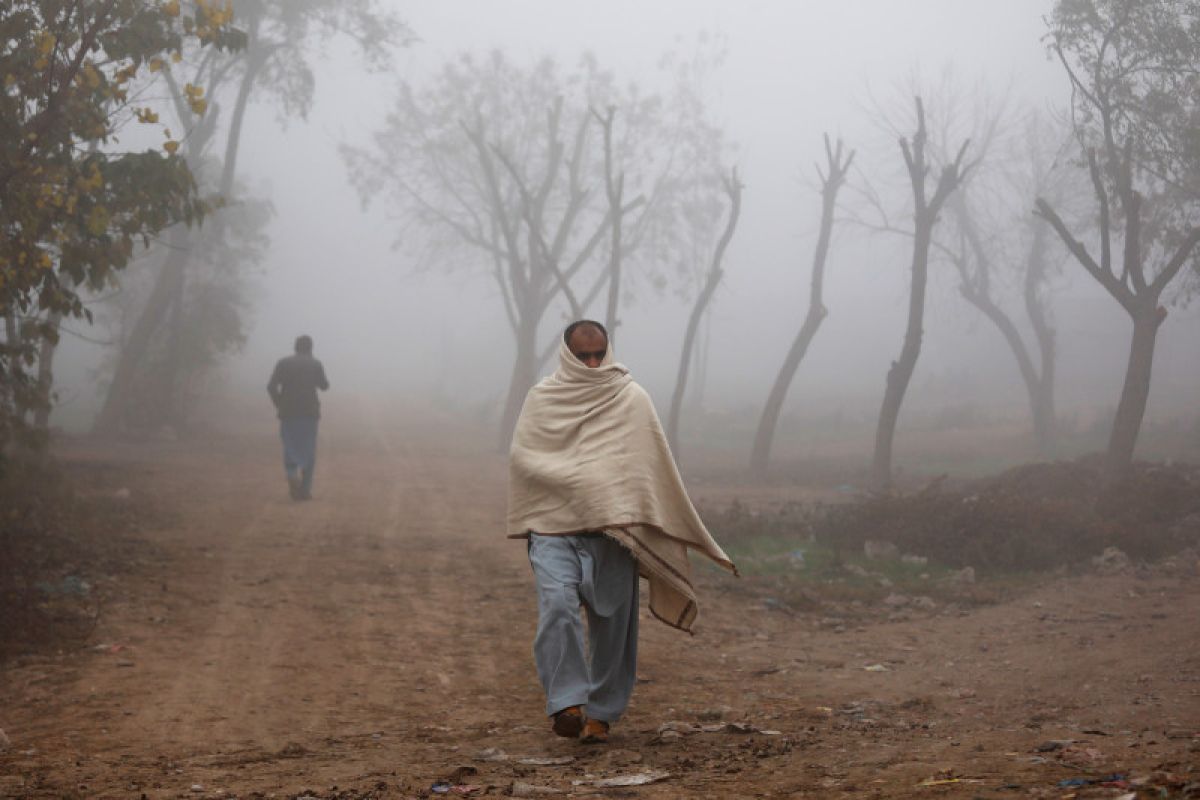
(50, 0, 1200, 467)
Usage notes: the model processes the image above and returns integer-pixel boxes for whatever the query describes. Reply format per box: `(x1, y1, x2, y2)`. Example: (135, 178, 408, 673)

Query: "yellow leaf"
(148, 57, 164, 73)
(189, 97, 208, 115)
(171, 51, 182, 63)
(164, 0, 180, 17)
(86, 206, 110, 235)
(163, 140, 179, 155)
(35, 31, 55, 56)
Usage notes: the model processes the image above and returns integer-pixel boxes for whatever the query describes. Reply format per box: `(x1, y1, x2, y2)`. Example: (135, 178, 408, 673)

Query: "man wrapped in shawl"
(508, 320, 737, 744)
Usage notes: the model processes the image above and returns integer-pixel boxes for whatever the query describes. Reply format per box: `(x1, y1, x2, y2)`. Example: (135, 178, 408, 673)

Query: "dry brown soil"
(1, 403, 1198, 799)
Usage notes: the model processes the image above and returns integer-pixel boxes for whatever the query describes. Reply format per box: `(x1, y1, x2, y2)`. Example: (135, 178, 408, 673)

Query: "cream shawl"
(507, 341, 737, 632)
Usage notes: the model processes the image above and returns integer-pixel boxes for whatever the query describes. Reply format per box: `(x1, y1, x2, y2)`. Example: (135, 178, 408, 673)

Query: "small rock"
(113, 487, 132, 501)
(697, 706, 730, 722)
(864, 540, 899, 560)
(1093, 546, 1132, 575)
(912, 596, 937, 610)
(951, 566, 976, 584)
(190, 784, 204, 793)
(901, 554, 928, 566)
(0, 728, 10, 751)
(883, 593, 909, 608)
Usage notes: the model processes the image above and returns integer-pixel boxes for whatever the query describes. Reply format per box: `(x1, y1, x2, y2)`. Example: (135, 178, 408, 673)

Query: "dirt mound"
(815, 459, 1200, 573)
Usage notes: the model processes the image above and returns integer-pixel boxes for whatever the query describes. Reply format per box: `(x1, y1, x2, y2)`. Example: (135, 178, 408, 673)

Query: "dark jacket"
(268, 354, 329, 419)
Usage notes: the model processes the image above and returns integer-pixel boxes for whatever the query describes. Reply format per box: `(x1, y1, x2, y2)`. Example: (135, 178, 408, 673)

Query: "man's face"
(568, 327, 608, 368)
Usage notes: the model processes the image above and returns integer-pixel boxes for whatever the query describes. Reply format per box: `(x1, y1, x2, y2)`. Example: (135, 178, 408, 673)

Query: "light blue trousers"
(279, 417, 318, 494)
(528, 533, 639, 723)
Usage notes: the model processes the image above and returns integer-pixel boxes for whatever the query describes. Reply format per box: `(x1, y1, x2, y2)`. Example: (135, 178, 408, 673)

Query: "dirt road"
(1, 405, 1198, 798)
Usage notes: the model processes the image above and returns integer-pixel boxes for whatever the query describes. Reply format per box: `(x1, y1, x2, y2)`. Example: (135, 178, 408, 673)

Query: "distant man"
(267, 335, 329, 500)
(507, 320, 737, 744)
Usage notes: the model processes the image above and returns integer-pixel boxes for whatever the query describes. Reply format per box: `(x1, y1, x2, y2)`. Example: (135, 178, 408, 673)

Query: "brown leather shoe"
(551, 705, 584, 738)
(580, 718, 609, 744)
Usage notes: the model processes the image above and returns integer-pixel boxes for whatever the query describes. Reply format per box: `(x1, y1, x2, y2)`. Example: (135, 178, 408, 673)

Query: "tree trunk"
(666, 170, 742, 458)
(749, 145, 846, 477)
(1106, 305, 1164, 479)
(32, 311, 62, 430)
(667, 274, 719, 457)
(1024, 219, 1057, 454)
(93, 228, 188, 435)
(750, 304, 827, 476)
(872, 223, 932, 489)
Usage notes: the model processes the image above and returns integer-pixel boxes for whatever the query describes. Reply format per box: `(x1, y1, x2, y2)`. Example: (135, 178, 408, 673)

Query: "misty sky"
(52, 0, 1200, 448)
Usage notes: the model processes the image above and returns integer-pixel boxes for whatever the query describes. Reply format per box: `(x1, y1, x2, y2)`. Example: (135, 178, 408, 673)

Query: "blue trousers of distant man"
(527, 532, 639, 723)
(279, 416, 318, 496)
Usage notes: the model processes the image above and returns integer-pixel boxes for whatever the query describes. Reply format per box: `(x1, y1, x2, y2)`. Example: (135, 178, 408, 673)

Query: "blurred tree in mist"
(1037, 0, 1200, 479)
(343, 47, 733, 449)
(944, 106, 1082, 459)
(92, 0, 412, 437)
(0, 0, 244, 461)
(749, 136, 854, 477)
(870, 98, 972, 489)
(666, 166, 742, 458)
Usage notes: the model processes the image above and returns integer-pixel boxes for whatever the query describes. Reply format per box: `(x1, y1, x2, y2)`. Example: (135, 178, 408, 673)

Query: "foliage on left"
(0, 0, 243, 458)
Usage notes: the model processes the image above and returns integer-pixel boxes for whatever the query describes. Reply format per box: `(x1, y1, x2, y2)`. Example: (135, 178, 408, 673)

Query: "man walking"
(267, 335, 329, 500)
(507, 320, 737, 744)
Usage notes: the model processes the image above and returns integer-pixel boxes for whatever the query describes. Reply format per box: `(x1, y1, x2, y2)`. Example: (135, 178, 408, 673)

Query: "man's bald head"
(564, 320, 608, 368)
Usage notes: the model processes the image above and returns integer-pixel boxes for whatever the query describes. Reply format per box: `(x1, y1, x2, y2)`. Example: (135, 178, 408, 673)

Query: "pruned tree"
(344, 50, 731, 448)
(1037, 0, 1200, 479)
(871, 98, 971, 489)
(945, 112, 1079, 456)
(0, 0, 243, 458)
(749, 135, 854, 477)
(666, 167, 742, 458)
(93, 0, 409, 436)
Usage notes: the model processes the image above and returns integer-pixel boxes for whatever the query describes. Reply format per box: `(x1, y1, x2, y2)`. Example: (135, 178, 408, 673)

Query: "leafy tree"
(93, 0, 410, 435)
(345, 49, 731, 448)
(0, 0, 243, 456)
(1037, 0, 1200, 478)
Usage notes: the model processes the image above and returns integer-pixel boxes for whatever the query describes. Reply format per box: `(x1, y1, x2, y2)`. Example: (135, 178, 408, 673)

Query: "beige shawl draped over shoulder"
(507, 341, 736, 632)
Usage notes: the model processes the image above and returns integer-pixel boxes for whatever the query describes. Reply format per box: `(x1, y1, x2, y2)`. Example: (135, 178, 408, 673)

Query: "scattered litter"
(1057, 773, 1126, 788)
(786, 548, 806, 565)
(36, 575, 91, 597)
(576, 770, 670, 788)
(517, 756, 575, 766)
(863, 664, 889, 672)
(510, 782, 561, 797)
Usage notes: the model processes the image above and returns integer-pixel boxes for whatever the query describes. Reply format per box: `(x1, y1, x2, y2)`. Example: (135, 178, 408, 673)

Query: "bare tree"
(345, 51, 730, 448)
(871, 98, 971, 489)
(749, 136, 854, 476)
(1038, 0, 1200, 479)
(666, 168, 743, 458)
